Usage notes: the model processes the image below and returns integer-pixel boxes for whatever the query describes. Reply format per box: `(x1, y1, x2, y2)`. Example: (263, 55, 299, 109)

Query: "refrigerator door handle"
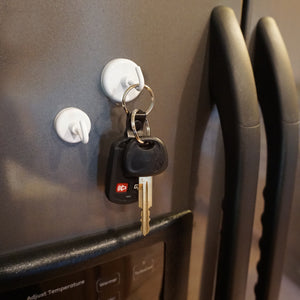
(253, 17, 300, 300)
(208, 6, 261, 300)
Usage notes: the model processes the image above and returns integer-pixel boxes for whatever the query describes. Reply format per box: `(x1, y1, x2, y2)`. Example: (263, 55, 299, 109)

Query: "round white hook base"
(101, 58, 143, 103)
(54, 107, 91, 144)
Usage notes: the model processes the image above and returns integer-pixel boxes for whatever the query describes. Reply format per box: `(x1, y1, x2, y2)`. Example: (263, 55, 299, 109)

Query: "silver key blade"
(139, 177, 152, 236)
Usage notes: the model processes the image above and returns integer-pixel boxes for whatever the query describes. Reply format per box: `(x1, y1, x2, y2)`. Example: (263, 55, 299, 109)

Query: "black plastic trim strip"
(209, 6, 260, 300)
(0, 210, 193, 300)
(253, 17, 299, 300)
(241, 0, 250, 36)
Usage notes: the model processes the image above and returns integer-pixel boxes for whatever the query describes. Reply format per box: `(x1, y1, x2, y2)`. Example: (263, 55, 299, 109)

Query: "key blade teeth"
(140, 213, 150, 236)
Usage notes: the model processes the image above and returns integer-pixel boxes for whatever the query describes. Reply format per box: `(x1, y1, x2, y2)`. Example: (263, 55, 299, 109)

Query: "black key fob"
(105, 137, 138, 204)
(124, 137, 168, 177)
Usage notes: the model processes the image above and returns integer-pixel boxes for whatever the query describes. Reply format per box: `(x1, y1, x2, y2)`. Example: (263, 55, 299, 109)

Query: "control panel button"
(96, 273, 120, 293)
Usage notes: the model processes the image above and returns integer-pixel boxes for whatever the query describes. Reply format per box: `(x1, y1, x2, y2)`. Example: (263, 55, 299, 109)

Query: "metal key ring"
(131, 108, 148, 144)
(122, 84, 155, 115)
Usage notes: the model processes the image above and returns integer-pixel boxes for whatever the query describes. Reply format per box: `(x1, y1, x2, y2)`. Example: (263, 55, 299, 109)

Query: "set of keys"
(105, 85, 168, 236)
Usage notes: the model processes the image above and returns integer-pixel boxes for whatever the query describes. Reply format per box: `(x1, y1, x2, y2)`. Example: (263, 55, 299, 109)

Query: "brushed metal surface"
(0, 0, 242, 257)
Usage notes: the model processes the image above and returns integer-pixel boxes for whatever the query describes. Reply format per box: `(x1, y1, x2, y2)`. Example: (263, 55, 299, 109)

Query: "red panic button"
(116, 183, 128, 193)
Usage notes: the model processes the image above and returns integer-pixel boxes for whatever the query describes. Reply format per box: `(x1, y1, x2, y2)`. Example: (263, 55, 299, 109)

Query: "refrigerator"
(0, 1, 298, 300)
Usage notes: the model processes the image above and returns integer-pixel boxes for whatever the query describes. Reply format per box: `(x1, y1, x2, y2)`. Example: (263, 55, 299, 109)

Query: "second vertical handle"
(209, 6, 260, 300)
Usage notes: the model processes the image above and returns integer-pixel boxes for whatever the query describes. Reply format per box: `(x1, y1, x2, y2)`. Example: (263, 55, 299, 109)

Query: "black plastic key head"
(124, 137, 168, 177)
(105, 137, 138, 204)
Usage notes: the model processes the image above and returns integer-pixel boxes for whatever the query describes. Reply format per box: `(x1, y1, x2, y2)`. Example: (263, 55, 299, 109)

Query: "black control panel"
(0, 211, 193, 300)
(2, 243, 164, 300)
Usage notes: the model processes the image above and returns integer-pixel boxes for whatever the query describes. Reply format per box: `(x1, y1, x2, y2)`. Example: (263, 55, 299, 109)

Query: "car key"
(129, 138, 167, 236)
(124, 135, 168, 236)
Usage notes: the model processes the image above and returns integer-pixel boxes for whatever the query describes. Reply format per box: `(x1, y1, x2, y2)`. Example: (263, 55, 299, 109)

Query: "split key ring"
(130, 109, 150, 144)
(122, 84, 155, 116)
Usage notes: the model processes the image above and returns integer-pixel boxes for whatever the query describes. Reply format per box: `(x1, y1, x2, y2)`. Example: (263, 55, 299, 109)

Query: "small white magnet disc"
(101, 58, 142, 103)
(54, 107, 91, 143)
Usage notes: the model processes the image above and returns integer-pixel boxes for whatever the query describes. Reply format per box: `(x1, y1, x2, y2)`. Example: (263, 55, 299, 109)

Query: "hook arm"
(122, 65, 145, 91)
(70, 121, 89, 144)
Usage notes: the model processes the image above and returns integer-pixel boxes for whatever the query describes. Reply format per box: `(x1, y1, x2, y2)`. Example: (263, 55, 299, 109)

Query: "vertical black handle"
(209, 6, 261, 300)
(253, 17, 299, 300)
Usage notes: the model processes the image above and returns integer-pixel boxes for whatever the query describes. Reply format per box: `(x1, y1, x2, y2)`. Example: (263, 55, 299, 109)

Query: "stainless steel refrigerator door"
(0, 0, 242, 257)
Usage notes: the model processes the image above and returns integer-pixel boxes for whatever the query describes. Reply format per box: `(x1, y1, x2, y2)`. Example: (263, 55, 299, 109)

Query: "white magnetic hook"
(70, 121, 89, 144)
(134, 66, 145, 91)
(122, 66, 145, 91)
